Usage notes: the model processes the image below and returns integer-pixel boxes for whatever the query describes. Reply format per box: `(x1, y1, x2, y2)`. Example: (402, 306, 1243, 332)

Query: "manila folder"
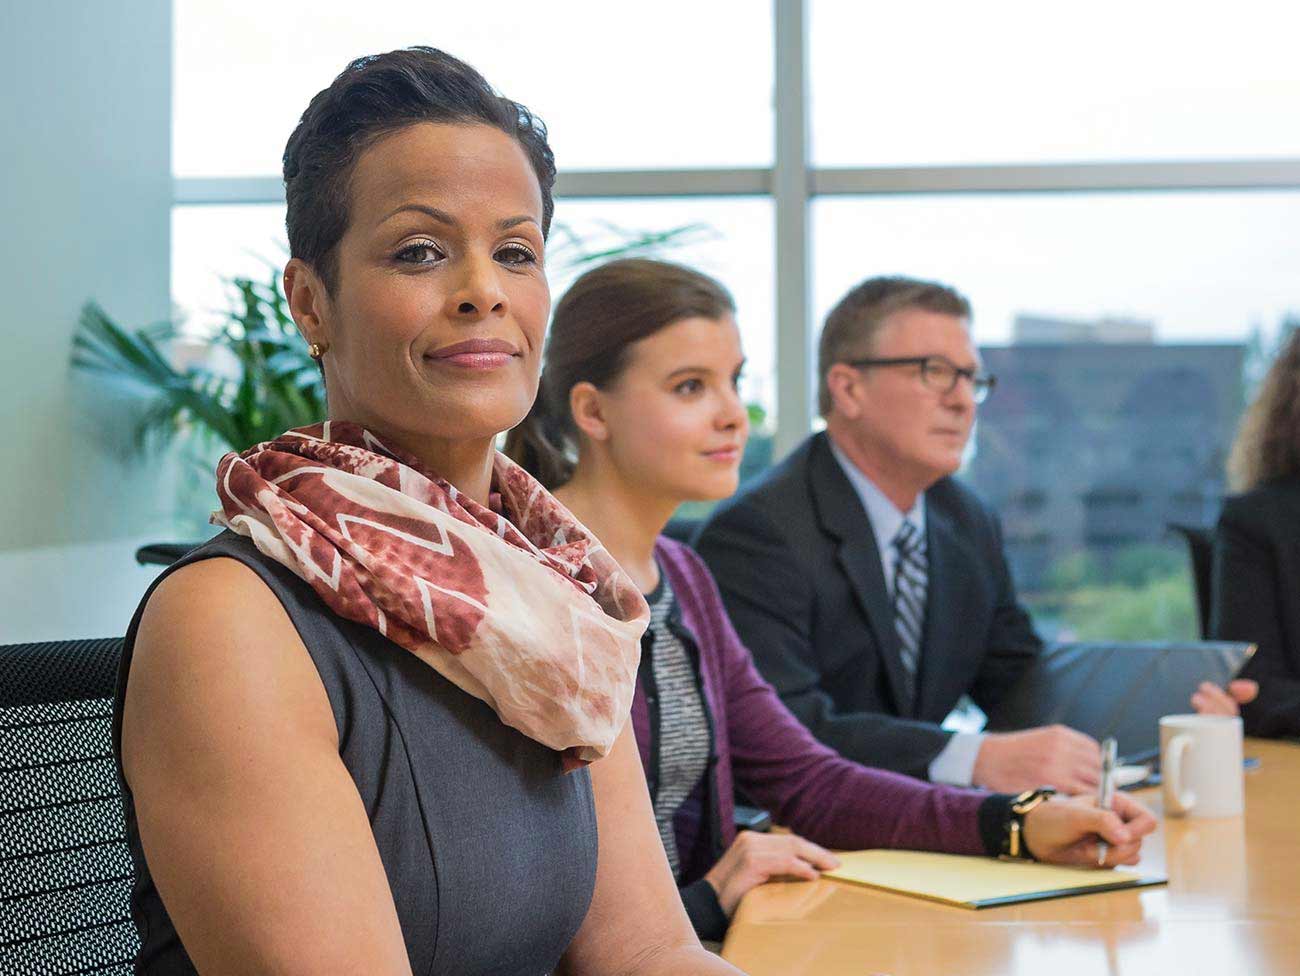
(824, 850, 1165, 909)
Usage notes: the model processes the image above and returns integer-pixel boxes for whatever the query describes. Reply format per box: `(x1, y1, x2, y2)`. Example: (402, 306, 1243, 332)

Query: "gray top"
(111, 530, 598, 975)
(645, 575, 711, 878)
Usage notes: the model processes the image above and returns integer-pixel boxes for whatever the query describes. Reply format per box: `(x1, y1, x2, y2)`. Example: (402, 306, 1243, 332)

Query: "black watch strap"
(977, 793, 1016, 857)
(1002, 787, 1057, 860)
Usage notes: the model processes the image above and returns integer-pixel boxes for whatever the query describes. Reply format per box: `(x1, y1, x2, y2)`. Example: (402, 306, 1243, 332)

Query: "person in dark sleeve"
(506, 259, 1155, 941)
(695, 276, 1103, 795)
(1199, 328, 1300, 736)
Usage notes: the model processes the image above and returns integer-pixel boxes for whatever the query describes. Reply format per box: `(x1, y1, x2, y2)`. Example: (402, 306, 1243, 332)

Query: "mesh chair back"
(0, 638, 138, 975)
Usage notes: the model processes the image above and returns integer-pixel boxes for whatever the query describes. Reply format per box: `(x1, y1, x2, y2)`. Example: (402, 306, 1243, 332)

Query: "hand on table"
(972, 724, 1102, 795)
(1022, 791, 1157, 868)
(703, 831, 841, 917)
(1192, 679, 1258, 717)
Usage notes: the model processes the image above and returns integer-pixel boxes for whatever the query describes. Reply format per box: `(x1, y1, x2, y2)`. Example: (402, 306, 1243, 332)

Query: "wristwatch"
(1001, 787, 1057, 861)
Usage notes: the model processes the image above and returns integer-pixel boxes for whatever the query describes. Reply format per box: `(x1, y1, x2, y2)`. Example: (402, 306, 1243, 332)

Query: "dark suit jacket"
(1210, 477, 1300, 738)
(694, 432, 1042, 780)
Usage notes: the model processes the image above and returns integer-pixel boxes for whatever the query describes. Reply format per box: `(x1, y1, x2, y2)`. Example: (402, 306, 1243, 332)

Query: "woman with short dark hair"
(1200, 328, 1300, 736)
(506, 257, 1157, 942)
(113, 49, 744, 975)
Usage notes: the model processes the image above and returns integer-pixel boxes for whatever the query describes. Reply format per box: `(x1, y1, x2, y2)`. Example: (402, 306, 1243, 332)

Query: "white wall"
(0, 2, 174, 641)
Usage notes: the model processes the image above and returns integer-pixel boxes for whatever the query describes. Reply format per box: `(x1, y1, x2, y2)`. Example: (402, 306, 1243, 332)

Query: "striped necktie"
(891, 519, 928, 708)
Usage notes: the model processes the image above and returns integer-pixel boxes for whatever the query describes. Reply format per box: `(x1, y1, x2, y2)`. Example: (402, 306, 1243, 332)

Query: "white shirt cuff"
(927, 731, 986, 786)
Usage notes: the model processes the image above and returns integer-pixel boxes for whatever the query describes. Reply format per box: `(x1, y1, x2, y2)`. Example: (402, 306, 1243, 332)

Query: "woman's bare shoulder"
(120, 557, 412, 973)
(122, 556, 337, 787)
(138, 554, 286, 640)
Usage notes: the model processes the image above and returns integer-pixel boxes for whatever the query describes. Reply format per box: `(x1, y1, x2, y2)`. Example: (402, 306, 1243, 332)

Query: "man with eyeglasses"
(696, 275, 1102, 794)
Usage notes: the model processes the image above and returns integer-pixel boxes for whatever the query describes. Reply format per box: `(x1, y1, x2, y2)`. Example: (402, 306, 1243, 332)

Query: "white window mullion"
(772, 0, 813, 457)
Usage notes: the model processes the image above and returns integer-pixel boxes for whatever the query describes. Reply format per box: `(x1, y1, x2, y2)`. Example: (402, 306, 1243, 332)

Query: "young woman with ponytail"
(506, 257, 1157, 942)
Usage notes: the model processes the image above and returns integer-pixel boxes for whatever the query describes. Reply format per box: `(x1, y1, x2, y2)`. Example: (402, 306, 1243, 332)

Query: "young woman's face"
(305, 122, 549, 447)
(598, 315, 749, 504)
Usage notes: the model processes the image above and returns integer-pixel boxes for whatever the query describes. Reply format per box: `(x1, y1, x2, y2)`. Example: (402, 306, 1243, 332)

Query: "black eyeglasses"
(844, 355, 997, 403)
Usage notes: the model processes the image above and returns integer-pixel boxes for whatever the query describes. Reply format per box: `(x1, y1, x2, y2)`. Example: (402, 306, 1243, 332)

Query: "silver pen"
(1096, 737, 1118, 866)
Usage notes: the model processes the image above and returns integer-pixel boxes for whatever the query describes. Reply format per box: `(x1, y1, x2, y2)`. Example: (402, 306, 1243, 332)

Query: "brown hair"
(817, 275, 971, 416)
(504, 258, 735, 488)
(1227, 327, 1300, 492)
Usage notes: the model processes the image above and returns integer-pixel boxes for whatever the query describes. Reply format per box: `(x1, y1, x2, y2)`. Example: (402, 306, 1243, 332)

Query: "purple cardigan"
(632, 537, 992, 888)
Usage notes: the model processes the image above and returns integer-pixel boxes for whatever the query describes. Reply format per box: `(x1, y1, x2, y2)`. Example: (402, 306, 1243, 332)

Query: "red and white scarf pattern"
(212, 422, 648, 768)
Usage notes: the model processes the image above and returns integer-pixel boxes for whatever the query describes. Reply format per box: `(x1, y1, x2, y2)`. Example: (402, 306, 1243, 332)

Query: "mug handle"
(1165, 733, 1197, 814)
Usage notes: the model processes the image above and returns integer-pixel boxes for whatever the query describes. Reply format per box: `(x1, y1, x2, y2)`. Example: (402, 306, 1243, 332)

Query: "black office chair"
(1168, 523, 1214, 639)
(0, 638, 138, 975)
(134, 542, 197, 568)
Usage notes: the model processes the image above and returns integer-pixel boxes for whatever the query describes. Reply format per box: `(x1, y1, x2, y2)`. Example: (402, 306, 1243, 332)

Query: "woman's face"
(596, 315, 750, 503)
(295, 122, 549, 449)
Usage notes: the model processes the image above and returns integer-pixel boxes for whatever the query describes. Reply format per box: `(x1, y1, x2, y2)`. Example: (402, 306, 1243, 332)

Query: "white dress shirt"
(827, 437, 984, 787)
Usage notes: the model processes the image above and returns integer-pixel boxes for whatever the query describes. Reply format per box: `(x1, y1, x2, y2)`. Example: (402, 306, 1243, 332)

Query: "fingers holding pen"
(1021, 791, 1157, 868)
(1110, 791, 1158, 838)
(1082, 794, 1155, 867)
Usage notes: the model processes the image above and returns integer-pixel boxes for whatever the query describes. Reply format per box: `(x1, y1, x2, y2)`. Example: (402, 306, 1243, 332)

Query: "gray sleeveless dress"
(111, 531, 598, 975)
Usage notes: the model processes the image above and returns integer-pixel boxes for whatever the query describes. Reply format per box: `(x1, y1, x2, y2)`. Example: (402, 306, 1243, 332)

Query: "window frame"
(171, 0, 1300, 458)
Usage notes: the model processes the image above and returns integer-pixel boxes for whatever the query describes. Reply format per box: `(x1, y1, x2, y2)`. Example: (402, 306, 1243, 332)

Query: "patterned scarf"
(212, 421, 649, 769)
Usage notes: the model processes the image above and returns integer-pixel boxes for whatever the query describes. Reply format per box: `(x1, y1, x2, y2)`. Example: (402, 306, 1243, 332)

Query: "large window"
(173, 1, 1300, 637)
(171, 204, 287, 332)
(812, 191, 1300, 346)
(815, 191, 1300, 638)
(815, 190, 1300, 637)
(810, 1, 1300, 167)
(173, 0, 773, 176)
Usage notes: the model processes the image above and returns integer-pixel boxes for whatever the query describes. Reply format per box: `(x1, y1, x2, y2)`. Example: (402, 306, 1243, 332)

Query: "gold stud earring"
(308, 341, 330, 360)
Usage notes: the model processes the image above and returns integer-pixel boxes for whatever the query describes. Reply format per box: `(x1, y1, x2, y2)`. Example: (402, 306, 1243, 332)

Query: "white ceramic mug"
(1159, 714, 1245, 818)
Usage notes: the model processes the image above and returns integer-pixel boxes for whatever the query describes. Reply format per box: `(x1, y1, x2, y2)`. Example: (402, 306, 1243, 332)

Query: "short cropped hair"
(817, 275, 972, 416)
(283, 47, 556, 293)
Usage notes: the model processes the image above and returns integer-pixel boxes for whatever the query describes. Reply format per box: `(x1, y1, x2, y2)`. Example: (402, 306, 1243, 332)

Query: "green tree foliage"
(1034, 543, 1198, 641)
(1056, 571, 1197, 641)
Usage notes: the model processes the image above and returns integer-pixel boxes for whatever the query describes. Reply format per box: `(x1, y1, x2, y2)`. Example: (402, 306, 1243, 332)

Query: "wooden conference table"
(721, 738, 1300, 975)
